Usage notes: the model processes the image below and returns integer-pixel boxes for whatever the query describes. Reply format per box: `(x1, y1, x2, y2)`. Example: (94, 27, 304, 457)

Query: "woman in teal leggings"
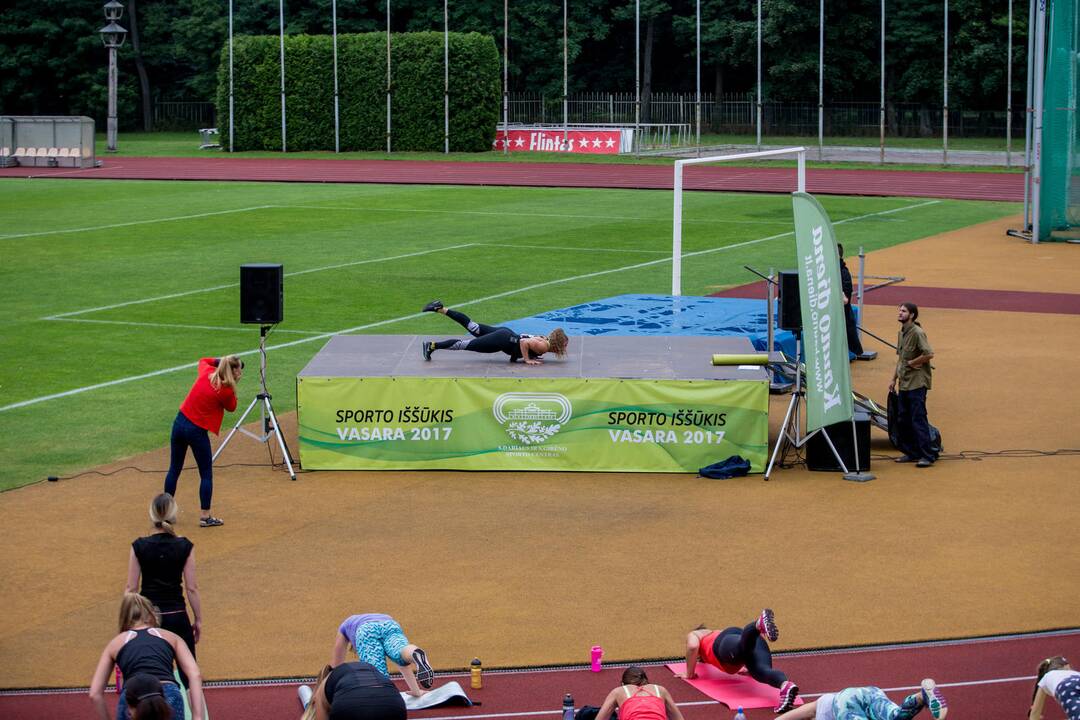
(330, 614, 434, 698)
(780, 680, 947, 720)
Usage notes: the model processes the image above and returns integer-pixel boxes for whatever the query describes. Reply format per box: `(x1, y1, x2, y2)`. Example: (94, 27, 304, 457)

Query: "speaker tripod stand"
(213, 325, 297, 480)
(763, 333, 874, 482)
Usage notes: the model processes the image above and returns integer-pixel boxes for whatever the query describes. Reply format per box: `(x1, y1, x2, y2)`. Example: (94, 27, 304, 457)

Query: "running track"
(715, 282, 1080, 315)
(2, 631, 1075, 719)
(0, 157, 1023, 202)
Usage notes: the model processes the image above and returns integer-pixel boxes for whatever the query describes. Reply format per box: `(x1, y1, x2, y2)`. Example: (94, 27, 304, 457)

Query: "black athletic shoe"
(199, 516, 224, 528)
(412, 648, 434, 688)
(756, 608, 779, 642)
(422, 299, 444, 313)
(422, 341, 434, 361)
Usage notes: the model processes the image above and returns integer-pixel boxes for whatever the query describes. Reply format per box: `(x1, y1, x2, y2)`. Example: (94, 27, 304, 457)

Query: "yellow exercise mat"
(711, 353, 769, 365)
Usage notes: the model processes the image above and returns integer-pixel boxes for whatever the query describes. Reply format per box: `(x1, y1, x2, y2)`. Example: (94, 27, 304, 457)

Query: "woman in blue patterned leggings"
(779, 679, 947, 720)
(331, 614, 435, 697)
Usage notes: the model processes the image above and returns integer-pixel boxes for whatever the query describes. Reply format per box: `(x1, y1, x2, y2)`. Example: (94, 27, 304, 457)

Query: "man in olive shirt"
(889, 302, 937, 467)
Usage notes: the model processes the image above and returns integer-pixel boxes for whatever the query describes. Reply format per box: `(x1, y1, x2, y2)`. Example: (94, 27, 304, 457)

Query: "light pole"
(99, 1, 127, 153)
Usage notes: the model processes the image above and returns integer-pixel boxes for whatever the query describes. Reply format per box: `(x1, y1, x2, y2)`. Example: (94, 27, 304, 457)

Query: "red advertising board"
(493, 128, 626, 154)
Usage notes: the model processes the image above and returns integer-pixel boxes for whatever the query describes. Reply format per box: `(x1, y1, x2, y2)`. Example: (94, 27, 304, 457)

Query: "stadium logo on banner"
(493, 393, 573, 445)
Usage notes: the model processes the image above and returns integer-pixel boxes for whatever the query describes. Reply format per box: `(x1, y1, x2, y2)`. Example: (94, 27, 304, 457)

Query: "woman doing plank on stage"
(420, 300, 568, 365)
(163, 355, 244, 527)
(681, 609, 799, 714)
(1029, 656, 1079, 720)
(596, 667, 685, 720)
(779, 680, 946, 720)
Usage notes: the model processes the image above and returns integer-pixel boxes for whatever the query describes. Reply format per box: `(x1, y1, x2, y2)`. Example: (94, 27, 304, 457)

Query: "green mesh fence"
(1039, 0, 1079, 241)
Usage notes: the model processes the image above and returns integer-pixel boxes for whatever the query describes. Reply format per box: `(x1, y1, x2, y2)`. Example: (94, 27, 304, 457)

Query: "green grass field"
(0, 178, 1019, 490)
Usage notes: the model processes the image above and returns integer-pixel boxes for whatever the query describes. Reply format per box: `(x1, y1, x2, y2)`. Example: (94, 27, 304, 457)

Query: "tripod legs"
(213, 392, 297, 480)
(764, 390, 800, 481)
(261, 394, 296, 480)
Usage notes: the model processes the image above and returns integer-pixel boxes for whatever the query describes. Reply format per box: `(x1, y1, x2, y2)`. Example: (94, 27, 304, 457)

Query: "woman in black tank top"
(89, 593, 206, 720)
(303, 662, 407, 720)
(127, 493, 202, 690)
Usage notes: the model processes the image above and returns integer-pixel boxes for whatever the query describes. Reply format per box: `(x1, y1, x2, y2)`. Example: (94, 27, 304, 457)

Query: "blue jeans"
(895, 387, 936, 462)
(116, 680, 186, 720)
(163, 411, 214, 510)
(832, 686, 922, 720)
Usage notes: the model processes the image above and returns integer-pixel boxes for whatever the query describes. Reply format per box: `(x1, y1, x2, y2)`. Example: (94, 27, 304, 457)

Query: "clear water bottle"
(733, 707, 746, 720)
(562, 693, 575, 720)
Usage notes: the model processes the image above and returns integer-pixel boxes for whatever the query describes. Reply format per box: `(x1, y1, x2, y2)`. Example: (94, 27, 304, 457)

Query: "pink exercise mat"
(665, 662, 803, 710)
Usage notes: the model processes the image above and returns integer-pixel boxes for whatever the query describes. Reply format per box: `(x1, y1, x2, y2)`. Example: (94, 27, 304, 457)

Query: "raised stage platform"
(296, 335, 769, 473)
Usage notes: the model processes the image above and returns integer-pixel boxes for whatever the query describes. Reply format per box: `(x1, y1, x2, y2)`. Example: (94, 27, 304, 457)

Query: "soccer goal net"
(671, 146, 806, 296)
(1037, 0, 1079, 242)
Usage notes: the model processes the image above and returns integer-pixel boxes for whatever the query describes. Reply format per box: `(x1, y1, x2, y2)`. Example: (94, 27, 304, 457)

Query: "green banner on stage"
(297, 376, 768, 473)
(792, 192, 854, 432)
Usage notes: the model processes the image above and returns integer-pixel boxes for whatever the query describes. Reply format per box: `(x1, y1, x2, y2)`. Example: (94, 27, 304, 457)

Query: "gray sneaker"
(921, 679, 947, 719)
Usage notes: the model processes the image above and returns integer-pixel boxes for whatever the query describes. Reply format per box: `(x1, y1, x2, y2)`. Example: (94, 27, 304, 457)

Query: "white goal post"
(671, 146, 806, 296)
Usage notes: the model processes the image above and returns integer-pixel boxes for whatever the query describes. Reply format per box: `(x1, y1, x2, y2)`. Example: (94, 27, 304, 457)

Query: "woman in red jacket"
(163, 356, 243, 528)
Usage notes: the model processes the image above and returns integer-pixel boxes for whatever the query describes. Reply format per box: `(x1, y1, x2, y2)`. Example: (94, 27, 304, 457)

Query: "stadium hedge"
(216, 32, 500, 152)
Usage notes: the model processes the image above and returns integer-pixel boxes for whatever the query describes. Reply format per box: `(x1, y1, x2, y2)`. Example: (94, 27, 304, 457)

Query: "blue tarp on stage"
(508, 294, 862, 360)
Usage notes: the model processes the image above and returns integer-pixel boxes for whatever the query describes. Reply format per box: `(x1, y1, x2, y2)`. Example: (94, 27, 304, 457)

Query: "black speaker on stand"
(777, 270, 801, 331)
(215, 263, 297, 480)
(240, 263, 284, 325)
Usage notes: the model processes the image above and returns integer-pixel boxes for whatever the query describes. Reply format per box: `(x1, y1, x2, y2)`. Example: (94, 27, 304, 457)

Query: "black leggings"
(713, 623, 787, 688)
(159, 609, 195, 690)
(433, 309, 516, 355)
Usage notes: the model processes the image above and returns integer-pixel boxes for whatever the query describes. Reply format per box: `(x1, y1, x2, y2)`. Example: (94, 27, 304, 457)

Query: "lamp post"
(99, 1, 127, 153)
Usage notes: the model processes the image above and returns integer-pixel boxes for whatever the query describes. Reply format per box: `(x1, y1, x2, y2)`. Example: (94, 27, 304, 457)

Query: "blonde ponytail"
(118, 593, 160, 633)
(149, 493, 177, 536)
(210, 355, 244, 390)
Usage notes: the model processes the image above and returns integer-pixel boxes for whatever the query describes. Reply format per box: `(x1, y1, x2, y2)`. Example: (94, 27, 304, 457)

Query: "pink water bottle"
(590, 645, 603, 672)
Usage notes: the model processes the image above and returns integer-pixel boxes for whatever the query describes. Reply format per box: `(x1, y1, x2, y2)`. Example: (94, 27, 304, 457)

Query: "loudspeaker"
(778, 270, 801, 331)
(806, 412, 871, 471)
(240, 263, 283, 325)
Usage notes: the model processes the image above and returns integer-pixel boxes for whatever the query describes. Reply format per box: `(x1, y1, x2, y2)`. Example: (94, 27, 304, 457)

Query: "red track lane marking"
(714, 282, 1080, 315)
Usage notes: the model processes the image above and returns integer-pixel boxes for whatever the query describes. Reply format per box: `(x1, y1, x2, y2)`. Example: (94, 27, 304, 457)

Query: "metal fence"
(153, 100, 216, 130)
(164, 93, 1020, 140)
(508, 92, 1024, 139)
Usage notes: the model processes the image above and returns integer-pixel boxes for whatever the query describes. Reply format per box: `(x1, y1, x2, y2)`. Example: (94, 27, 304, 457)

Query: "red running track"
(715, 282, 1080, 315)
(0, 157, 1023, 202)
(3, 631, 1075, 720)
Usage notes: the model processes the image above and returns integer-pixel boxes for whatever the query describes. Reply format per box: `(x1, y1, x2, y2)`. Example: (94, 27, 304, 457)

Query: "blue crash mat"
(506, 294, 830, 360)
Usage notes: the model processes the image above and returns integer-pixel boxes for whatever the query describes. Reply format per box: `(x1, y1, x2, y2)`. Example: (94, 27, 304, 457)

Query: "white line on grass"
(3, 205, 275, 241)
(45, 244, 477, 319)
(273, 204, 788, 225)
(3, 200, 937, 414)
(476, 243, 670, 255)
(47, 318, 325, 335)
